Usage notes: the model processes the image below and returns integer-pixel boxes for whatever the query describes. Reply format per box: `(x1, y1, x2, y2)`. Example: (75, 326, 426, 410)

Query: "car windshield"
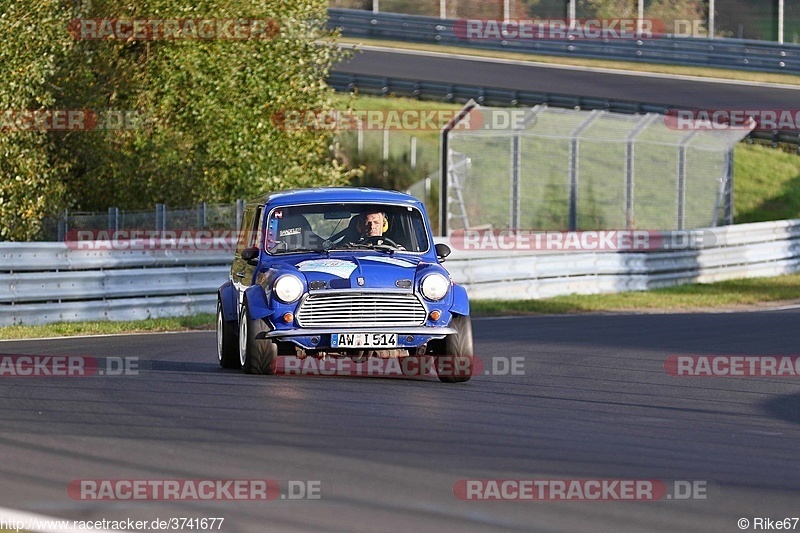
(266, 203, 430, 254)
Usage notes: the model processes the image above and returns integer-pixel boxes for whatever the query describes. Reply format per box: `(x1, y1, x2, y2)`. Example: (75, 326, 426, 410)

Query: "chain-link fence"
(41, 202, 246, 242)
(438, 103, 753, 235)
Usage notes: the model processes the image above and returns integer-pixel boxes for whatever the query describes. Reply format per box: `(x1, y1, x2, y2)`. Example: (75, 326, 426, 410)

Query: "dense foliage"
(0, 0, 353, 240)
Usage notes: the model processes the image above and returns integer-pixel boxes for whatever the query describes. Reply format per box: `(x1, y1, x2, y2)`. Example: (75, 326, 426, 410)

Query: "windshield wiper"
(331, 242, 395, 254)
(270, 243, 327, 255)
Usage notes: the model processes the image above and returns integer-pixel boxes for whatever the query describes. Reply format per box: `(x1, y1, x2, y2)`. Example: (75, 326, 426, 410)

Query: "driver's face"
(363, 213, 384, 237)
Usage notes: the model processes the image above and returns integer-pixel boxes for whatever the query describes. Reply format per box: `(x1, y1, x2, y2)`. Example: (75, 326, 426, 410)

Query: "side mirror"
(241, 246, 259, 265)
(435, 243, 451, 262)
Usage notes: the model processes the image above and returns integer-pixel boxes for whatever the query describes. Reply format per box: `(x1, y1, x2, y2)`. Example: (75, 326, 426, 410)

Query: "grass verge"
(339, 37, 800, 87)
(0, 314, 215, 341)
(2, 274, 799, 340)
(471, 273, 800, 315)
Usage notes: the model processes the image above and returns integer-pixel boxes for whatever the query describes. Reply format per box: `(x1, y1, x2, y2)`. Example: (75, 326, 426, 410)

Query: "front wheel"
(436, 314, 474, 383)
(238, 298, 278, 375)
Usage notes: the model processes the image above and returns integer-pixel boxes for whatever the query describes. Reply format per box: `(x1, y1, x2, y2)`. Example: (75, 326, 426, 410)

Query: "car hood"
(278, 253, 428, 290)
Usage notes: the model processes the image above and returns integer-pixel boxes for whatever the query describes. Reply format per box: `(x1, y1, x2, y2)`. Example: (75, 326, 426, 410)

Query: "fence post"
(625, 115, 657, 230)
(568, 111, 601, 232)
(57, 209, 68, 242)
(509, 106, 544, 230)
(155, 203, 166, 236)
(677, 131, 699, 230)
(235, 199, 246, 230)
(197, 202, 207, 229)
(108, 207, 119, 232)
(511, 134, 521, 230)
(440, 100, 478, 236)
(724, 149, 735, 225)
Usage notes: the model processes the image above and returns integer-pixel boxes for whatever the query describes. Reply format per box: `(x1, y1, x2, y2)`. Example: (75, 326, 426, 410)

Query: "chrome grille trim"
(296, 292, 427, 327)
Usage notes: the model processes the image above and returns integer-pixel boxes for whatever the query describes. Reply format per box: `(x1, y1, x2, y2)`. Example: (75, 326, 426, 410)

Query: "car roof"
(248, 187, 423, 208)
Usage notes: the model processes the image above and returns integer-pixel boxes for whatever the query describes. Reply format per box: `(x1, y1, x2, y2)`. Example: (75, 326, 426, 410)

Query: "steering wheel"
(360, 235, 400, 248)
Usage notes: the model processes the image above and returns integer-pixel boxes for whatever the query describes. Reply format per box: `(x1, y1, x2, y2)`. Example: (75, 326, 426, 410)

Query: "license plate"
(331, 333, 397, 348)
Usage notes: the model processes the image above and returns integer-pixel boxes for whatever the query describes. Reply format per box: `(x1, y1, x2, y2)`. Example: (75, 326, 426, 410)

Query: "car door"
(232, 205, 258, 308)
(242, 205, 265, 285)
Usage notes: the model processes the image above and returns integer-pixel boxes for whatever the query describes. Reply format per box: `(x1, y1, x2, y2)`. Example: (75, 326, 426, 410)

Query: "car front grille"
(295, 292, 427, 327)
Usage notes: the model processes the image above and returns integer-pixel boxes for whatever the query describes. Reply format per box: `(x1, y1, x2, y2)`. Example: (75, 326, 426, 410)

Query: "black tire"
(217, 299, 240, 369)
(238, 298, 278, 375)
(436, 314, 474, 383)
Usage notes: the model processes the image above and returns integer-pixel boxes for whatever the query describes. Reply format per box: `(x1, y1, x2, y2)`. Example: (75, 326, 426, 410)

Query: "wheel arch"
(218, 281, 238, 322)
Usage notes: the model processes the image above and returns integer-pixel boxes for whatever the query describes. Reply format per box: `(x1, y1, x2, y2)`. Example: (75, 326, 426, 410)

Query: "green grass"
(340, 37, 800, 87)
(0, 314, 214, 341)
(734, 143, 800, 222)
(471, 273, 800, 315)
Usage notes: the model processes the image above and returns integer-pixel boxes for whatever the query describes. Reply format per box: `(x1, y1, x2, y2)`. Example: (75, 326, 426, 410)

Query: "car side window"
(236, 207, 256, 255)
(251, 206, 264, 249)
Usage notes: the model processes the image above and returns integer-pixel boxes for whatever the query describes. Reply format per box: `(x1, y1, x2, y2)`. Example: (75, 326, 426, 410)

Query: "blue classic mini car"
(216, 187, 473, 382)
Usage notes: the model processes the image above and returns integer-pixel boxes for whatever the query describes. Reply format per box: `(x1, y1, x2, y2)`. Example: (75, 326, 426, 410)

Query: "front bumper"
(258, 326, 456, 351)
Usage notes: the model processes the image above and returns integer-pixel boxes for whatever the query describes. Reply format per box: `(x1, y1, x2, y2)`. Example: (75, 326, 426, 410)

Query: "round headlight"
(421, 273, 449, 301)
(274, 275, 304, 303)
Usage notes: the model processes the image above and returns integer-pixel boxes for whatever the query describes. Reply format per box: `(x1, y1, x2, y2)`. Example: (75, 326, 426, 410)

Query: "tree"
(578, 0, 705, 27)
(0, 0, 356, 240)
(0, 1, 73, 240)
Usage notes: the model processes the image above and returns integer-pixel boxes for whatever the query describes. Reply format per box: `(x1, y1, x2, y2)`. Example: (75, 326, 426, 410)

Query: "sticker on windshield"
(279, 227, 301, 237)
(360, 256, 416, 268)
(296, 259, 357, 278)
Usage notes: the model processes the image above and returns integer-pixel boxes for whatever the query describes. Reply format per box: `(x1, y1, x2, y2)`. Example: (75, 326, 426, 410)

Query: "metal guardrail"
(327, 71, 800, 148)
(443, 220, 800, 299)
(328, 8, 800, 75)
(0, 244, 233, 326)
(1, 220, 799, 326)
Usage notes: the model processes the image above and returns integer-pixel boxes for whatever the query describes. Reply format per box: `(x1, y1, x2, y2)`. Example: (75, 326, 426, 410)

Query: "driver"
(361, 208, 386, 238)
(353, 208, 403, 249)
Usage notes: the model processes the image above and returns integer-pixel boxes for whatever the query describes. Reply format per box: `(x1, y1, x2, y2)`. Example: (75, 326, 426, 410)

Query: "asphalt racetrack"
(2, 310, 799, 532)
(333, 46, 800, 110)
